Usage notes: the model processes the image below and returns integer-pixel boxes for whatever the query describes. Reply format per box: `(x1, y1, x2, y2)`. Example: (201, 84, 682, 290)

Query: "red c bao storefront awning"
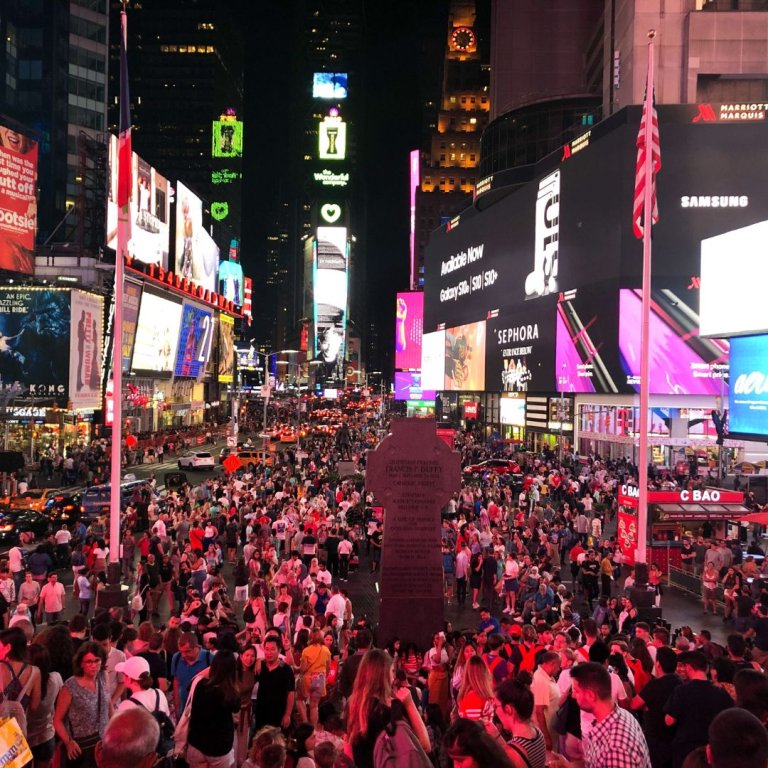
(654, 502, 750, 522)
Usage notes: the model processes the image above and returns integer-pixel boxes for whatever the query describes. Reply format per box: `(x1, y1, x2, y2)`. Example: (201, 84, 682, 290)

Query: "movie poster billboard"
(617, 484, 640, 566)
(217, 313, 235, 383)
(122, 280, 142, 374)
(106, 136, 170, 268)
(485, 304, 555, 393)
(444, 321, 485, 391)
(395, 292, 424, 372)
(218, 260, 244, 305)
(131, 287, 183, 377)
(175, 181, 219, 293)
(0, 125, 38, 275)
(69, 290, 104, 410)
(0, 288, 70, 404)
(175, 303, 214, 379)
(314, 227, 348, 367)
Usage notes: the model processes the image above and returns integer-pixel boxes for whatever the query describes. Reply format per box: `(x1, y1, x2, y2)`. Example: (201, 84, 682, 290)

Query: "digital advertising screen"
(212, 119, 243, 158)
(218, 260, 244, 306)
(618, 288, 729, 396)
(444, 321, 486, 391)
(217, 313, 235, 383)
(421, 330, 446, 391)
(175, 181, 219, 293)
(395, 292, 424, 372)
(0, 125, 37, 275)
(728, 334, 768, 439)
(130, 287, 183, 377)
(318, 114, 346, 160)
(314, 227, 348, 365)
(500, 396, 526, 426)
(394, 372, 436, 402)
(174, 303, 214, 379)
(69, 290, 104, 411)
(107, 137, 170, 268)
(312, 72, 348, 99)
(121, 280, 142, 375)
(485, 303, 555, 393)
(700, 220, 768, 338)
(0, 288, 70, 404)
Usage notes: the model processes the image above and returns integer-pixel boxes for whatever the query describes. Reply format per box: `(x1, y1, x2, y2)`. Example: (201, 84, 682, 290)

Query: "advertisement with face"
(217, 313, 235, 383)
(728, 334, 768, 439)
(131, 287, 183, 377)
(175, 181, 219, 293)
(485, 303, 556, 393)
(69, 290, 104, 410)
(395, 292, 424, 371)
(0, 289, 70, 404)
(106, 137, 170, 268)
(314, 227, 348, 366)
(444, 321, 485, 391)
(121, 280, 142, 375)
(174, 303, 215, 379)
(0, 125, 38, 275)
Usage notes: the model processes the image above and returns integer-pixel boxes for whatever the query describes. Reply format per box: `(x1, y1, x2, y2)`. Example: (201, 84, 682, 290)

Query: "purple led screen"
(394, 371, 435, 401)
(395, 291, 424, 371)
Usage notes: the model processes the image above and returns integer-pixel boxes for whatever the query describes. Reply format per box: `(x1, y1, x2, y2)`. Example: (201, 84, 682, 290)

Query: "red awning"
(738, 511, 768, 526)
(654, 503, 750, 522)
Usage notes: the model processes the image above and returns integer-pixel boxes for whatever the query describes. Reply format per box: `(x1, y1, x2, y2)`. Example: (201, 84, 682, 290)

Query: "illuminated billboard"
(69, 290, 104, 411)
(174, 303, 214, 379)
(444, 321, 486, 391)
(0, 125, 38, 274)
(0, 288, 70, 404)
(395, 292, 424, 371)
(121, 280, 142, 375)
(217, 313, 235, 383)
(318, 114, 346, 160)
(700, 220, 768, 338)
(314, 227, 348, 366)
(500, 396, 525, 426)
(212, 119, 243, 158)
(729, 334, 768, 439)
(218, 260, 244, 305)
(107, 136, 170, 268)
(394, 372, 435, 402)
(175, 181, 219, 293)
(421, 330, 446, 391)
(131, 287, 183, 377)
(312, 72, 348, 99)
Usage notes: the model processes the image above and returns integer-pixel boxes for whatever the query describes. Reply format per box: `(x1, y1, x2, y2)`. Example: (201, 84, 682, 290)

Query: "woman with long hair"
(345, 649, 430, 768)
(443, 718, 516, 768)
(450, 639, 477, 707)
(493, 674, 547, 768)
(400, 642, 423, 687)
(456, 655, 494, 723)
(236, 645, 258, 766)
(627, 638, 654, 694)
(187, 649, 241, 767)
(26, 643, 62, 768)
(52, 641, 110, 768)
(425, 631, 451, 721)
(297, 628, 331, 725)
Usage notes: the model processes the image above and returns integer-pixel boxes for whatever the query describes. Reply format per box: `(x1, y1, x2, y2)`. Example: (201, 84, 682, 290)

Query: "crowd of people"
(0, 422, 766, 768)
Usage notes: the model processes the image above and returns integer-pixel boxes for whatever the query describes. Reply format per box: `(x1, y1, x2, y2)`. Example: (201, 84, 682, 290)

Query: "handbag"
(173, 672, 205, 758)
(0, 716, 32, 768)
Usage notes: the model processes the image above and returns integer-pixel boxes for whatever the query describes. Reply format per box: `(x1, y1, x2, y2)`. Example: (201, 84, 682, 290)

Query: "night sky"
(242, 1, 452, 366)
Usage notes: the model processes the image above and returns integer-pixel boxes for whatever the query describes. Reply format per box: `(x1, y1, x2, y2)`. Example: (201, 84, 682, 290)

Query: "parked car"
(0, 506, 52, 546)
(42, 493, 83, 526)
(178, 451, 216, 470)
(232, 449, 274, 471)
(462, 459, 521, 477)
(8, 488, 65, 512)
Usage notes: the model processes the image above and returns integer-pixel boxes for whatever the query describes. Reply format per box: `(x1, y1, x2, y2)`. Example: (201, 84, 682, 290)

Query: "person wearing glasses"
(53, 642, 110, 768)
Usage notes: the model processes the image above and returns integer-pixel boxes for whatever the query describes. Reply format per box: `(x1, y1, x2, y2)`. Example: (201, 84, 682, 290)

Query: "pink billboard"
(395, 291, 424, 371)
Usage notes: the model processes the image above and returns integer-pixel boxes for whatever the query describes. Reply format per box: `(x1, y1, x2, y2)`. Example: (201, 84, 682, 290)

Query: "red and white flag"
(632, 84, 661, 239)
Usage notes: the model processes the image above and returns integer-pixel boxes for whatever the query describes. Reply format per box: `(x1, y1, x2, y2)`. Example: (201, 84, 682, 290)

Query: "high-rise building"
(412, 0, 490, 290)
(107, 0, 244, 255)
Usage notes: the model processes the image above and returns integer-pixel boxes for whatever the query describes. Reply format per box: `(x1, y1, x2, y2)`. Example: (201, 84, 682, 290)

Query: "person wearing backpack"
(117, 656, 174, 759)
(0, 626, 42, 738)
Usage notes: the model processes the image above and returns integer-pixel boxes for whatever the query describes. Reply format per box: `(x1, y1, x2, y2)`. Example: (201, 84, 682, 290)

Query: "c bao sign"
(617, 484, 639, 566)
(648, 488, 744, 505)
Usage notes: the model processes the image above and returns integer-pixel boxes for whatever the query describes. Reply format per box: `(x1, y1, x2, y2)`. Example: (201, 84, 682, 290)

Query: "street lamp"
(557, 364, 569, 465)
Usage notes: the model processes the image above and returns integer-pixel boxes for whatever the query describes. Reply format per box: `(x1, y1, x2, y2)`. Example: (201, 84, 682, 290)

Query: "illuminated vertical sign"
(314, 226, 348, 366)
(318, 113, 347, 160)
(410, 149, 419, 290)
(242, 277, 253, 325)
(395, 291, 424, 371)
(211, 118, 243, 157)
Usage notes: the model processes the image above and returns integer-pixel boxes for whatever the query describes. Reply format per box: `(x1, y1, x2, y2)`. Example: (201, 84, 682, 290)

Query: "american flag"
(117, 7, 132, 211)
(632, 85, 661, 239)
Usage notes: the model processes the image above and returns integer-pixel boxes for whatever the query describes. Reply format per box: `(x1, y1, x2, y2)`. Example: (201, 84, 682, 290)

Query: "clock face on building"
(450, 26, 475, 51)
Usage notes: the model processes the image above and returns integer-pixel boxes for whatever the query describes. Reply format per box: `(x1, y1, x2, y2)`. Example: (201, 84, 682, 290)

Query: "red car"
(462, 459, 521, 477)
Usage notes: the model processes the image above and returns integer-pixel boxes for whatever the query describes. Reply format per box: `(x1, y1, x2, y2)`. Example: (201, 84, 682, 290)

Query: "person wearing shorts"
(502, 552, 520, 615)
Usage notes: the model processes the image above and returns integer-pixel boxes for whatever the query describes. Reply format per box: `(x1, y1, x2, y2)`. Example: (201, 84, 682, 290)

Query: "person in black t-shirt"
(580, 551, 600, 610)
(253, 637, 295, 730)
(631, 646, 681, 768)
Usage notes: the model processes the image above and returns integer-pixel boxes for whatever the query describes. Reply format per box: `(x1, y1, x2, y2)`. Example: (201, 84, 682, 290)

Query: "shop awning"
(654, 503, 750, 521)
(737, 511, 768, 526)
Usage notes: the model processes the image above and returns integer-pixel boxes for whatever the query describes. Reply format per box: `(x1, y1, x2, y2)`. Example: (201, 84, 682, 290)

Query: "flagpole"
(108, 3, 130, 588)
(636, 31, 656, 567)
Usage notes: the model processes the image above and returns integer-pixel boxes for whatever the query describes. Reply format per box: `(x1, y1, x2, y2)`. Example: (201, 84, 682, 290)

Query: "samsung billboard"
(728, 334, 768, 440)
(423, 105, 768, 394)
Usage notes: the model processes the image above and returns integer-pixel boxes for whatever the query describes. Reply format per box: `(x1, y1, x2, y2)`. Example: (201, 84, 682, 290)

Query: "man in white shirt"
(38, 572, 66, 623)
(8, 545, 25, 594)
(337, 535, 353, 581)
(455, 545, 470, 607)
(325, 584, 346, 625)
(532, 651, 562, 752)
(315, 562, 332, 587)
